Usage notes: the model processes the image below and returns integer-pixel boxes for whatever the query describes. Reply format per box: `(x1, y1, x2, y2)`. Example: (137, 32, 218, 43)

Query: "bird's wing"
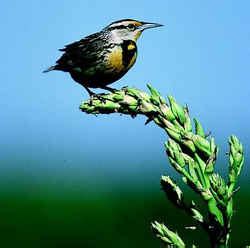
(56, 32, 106, 69)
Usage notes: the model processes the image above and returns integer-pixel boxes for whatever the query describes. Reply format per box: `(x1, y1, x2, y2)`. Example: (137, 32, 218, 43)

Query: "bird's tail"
(43, 65, 57, 73)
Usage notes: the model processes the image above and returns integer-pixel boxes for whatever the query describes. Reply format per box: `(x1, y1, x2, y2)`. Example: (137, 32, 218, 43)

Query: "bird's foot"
(90, 93, 107, 104)
(84, 86, 106, 104)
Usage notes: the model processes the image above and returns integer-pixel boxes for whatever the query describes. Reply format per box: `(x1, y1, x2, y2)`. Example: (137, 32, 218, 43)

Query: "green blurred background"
(1, 1, 250, 247)
(0, 181, 249, 247)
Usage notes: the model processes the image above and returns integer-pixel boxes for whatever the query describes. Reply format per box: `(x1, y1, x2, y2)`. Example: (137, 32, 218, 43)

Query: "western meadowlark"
(44, 19, 163, 96)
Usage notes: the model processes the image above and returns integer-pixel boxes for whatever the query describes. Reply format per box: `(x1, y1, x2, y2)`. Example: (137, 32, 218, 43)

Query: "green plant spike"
(80, 86, 245, 248)
(228, 135, 244, 195)
(152, 221, 185, 248)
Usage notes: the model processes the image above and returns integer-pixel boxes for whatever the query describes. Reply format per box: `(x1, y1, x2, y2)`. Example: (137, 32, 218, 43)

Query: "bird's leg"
(84, 86, 96, 97)
(99, 85, 117, 93)
(83, 86, 106, 103)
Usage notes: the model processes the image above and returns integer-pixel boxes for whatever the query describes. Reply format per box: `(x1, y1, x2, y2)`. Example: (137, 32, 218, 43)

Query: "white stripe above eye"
(109, 21, 135, 28)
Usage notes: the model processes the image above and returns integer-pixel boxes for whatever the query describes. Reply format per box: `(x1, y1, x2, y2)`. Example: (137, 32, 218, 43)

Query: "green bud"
(188, 160, 198, 183)
(209, 138, 217, 154)
(164, 107, 176, 121)
(138, 91, 151, 102)
(139, 101, 157, 113)
(112, 92, 124, 101)
(147, 84, 161, 97)
(205, 159, 215, 174)
(190, 208, 204, 223)
(207, 198, 224, 226)
(168, 140, 186, 167)
(193, 118, 205, 138)
(230, 135, 238, 145)
(147, 84, 161, 105)
(159, 96, 167, 104)
(168, 157, 185, 173)
(184, 108, 192, 132)
(192, 135, 211, 157)
(166, 127, 182, 141)
(201, 189, 212, 201)
(168, 96, 186, 125)
(161, 118, 175, 130)
(126, 87, 142, 98)
(154, 117, 165, 128)
(182, 139, 196, 153)
(122, 95, 138, 105)
(226, 198, 233, 219)
(151, 221, 185, 247)
(80, 104, 95, 114)
(194, 154, 210, 188)
(194, 153, 206, 172)
(98, 101, 120, 111)
(176, 153, 186, 168)
(161, 176, 183, 206)
(210, 173, 227, 200)
(147, 84, 161, 98)
(166, 140, 186, 167)
(228, 136, 244, 193)
(233, 153, 244, 168)
(127, 104, 138, 112)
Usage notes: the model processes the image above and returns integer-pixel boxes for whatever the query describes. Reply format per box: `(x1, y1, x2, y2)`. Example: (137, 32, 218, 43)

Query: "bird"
(43, 19, 163, 96)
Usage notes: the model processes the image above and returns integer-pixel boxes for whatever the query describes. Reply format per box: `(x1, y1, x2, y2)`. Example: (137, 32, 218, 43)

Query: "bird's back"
(49, 31, 137, 88)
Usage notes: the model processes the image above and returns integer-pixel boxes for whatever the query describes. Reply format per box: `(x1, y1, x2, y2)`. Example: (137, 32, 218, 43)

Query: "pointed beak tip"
(156, 23, 164, 27)
(140, 22, 164, 30)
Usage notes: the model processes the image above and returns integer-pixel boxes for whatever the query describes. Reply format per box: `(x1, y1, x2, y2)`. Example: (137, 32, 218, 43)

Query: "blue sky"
(1, 1, 249, 188)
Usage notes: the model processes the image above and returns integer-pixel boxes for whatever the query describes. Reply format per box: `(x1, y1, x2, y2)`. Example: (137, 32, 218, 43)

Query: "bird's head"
(104, 19, 163, 43)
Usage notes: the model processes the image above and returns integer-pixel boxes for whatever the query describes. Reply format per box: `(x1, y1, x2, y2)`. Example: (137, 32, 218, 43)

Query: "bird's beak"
(139, 22, 164, 31)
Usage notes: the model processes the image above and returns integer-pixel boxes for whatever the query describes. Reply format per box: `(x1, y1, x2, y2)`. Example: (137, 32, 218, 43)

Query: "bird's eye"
(127, 24, 136, 31)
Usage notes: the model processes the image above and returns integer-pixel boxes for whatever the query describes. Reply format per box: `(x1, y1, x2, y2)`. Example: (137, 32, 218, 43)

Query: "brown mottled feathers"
(55, 32, 107, 73)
